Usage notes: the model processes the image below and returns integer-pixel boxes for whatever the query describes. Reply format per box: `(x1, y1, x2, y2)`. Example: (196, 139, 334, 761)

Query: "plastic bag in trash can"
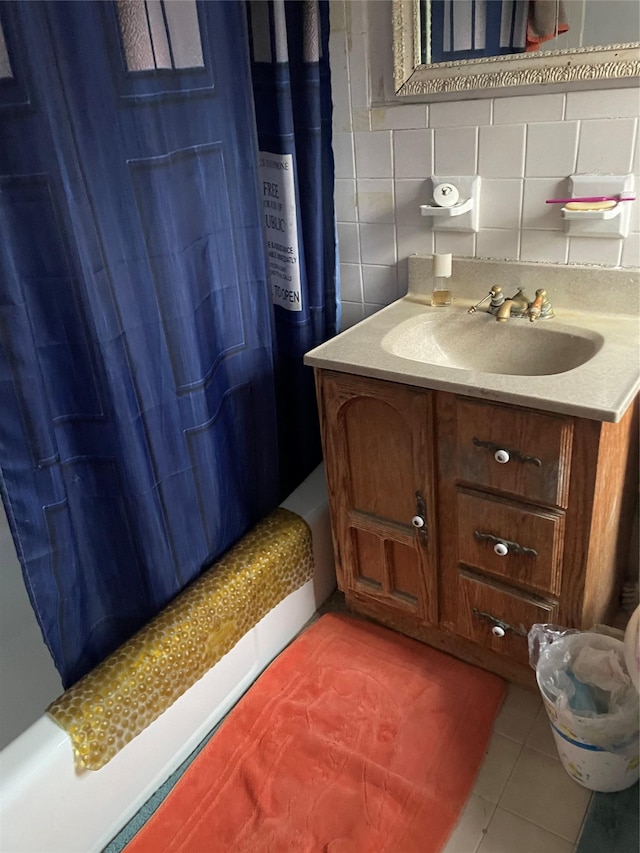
(528, 623, 639, 752)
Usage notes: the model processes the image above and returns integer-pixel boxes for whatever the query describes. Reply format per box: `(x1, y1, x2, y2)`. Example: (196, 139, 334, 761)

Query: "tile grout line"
(491, 806, 581, 851)
(473, 797, 498, 853)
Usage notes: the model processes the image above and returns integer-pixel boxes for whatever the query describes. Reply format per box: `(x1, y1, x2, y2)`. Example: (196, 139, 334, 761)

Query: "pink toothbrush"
(546, 192, 636, 204)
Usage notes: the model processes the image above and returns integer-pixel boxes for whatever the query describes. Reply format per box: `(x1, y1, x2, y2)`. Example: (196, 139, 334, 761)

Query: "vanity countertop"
(305, 258, 640, 423)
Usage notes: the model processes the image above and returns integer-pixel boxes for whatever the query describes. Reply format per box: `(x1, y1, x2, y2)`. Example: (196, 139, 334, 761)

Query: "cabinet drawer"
(456, 573, 558, 666)
(455, 398, 573, 508)
(457, 490, 564, 596)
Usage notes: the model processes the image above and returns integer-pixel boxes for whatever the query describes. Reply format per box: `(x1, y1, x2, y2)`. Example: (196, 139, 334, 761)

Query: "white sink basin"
(304, 258, 640, 423)
(381, 312, 604, 376)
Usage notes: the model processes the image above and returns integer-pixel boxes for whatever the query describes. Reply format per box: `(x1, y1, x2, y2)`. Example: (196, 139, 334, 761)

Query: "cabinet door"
(317, 372, 437, 623)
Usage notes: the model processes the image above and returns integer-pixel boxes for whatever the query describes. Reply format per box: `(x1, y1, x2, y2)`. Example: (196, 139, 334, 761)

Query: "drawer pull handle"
(474, 530, 538, 559)
(411, 515, 425, 529)
(473, 608, 527, 638)
(473, 437, 542, 468)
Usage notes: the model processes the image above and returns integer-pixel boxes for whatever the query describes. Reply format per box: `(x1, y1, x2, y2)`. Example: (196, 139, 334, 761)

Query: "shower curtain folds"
(0, 0, 336, 687)
(247, 0, 339, 499)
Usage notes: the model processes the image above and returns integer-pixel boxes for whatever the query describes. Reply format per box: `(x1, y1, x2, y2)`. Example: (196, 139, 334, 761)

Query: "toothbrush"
(546, 192, 636, 204)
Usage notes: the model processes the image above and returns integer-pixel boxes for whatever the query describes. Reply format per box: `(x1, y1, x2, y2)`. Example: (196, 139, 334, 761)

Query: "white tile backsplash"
(429, 99, 492, 128)
(362, 264, 398, 304)
(339, 301, 364, 330)
(434, 231, 476, 257)
(347, 32, 369, 111)
(393, 129, 434, 179)
(476, 228, 520, 261)
(394, 179, 431, 227)
(372, 105, 428, 130)
(354, 131, 393, 177)
(522, 178, 566, 230)
(621, 233, 640, 268)
(352, 109, 371, 132)
(568, 236, 623, 267)
(360, 223, 397, 266)
(337, 223, 360, 264)
(356, 178, 395, 223)
(479, 125, 526, 178)
(396, 225, 434, 263)
(334, 178, 358, 222)
(493, 93, 565, 125)
(339, 263, 363, 302)
(479, 179, 523, 230)
(576, 118, 637, 173)
(332, 132, 355, 179)
(434, 127, 478, 175)
(331, 3, 639, 319)
(520, 230, 569, 264)
(363, 302, 386, 318)
(329, 0, 347, 33)
(566, 87, 640, 120)
(328, 30, 351, 133)
(525, 122, 579, 177)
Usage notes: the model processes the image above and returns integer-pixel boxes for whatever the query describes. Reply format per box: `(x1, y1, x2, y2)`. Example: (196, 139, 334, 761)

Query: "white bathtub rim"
(0, 464, 335, 853)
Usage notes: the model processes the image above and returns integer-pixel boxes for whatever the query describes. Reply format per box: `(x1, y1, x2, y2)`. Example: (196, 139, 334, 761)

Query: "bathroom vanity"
(306, 258, 640, 688)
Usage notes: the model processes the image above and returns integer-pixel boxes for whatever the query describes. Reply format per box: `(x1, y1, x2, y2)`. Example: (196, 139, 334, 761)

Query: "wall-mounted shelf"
(420, 197, 473, 217)
(561, 204, 623, 222)
(561, 175, 635, 239)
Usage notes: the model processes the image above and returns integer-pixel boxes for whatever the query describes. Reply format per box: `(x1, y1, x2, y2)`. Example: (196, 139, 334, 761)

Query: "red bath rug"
(125, 612, 506, 852)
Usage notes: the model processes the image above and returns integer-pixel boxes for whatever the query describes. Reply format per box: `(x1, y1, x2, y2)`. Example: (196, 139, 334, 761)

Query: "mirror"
(393, 0, 640, 97)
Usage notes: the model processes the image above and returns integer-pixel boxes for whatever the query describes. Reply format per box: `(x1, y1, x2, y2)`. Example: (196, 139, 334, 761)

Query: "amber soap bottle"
(431, 252, 452, 306)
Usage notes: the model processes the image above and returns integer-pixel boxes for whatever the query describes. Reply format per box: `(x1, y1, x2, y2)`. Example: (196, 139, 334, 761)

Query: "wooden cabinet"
(316, 370, 639, 688)
(317, 373, 438, 623)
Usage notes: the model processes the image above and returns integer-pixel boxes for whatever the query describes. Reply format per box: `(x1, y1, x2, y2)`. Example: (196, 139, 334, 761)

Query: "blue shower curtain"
(0, 0, 336, 687)
(247, 0, 339, 497)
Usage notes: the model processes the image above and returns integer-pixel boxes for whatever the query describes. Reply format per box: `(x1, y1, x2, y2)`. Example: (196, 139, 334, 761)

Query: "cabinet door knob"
(491, 625, 506, 638)
(413, 491, 428, 538)
(494, 542, 509, 556)
(494, 449, 510, 464)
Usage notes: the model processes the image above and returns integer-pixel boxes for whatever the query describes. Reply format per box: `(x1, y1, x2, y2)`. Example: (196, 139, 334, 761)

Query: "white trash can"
(534, 630, 639, 793)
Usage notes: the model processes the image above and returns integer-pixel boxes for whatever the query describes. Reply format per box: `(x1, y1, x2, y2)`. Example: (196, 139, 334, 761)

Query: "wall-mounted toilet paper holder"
(420, 176, 481, 233)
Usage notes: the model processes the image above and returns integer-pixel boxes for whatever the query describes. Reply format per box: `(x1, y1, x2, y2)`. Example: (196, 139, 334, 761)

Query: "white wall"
(0, 500, 62, 749)
(330, 1, 640, 329)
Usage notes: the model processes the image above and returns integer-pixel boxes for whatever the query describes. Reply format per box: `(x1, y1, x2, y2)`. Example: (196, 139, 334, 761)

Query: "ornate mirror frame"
(392, 0, 640, 97)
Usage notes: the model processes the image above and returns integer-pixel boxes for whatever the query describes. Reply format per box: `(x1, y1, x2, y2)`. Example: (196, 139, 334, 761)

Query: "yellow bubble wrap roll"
(47, 507, 314, 770)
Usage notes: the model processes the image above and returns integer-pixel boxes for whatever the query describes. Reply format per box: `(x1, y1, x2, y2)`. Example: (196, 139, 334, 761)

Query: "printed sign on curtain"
(258, 152, 302, 311)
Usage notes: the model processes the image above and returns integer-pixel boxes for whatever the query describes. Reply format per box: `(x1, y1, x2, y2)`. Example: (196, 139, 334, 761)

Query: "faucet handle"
(539, 289, 553, 318)
(528, 288, 553, 321)
(489, 285, 505, 308)
(528, 289, 545, 321)
(468, 285, 503, 314)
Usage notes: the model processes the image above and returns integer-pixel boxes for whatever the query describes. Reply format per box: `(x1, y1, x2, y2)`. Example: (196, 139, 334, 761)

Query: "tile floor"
(443, 683, 593, 853)
(319, 592, 596, 852)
